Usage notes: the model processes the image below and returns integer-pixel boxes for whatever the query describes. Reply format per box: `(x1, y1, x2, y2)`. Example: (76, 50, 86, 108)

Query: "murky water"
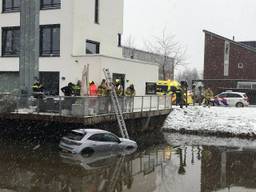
(1, 133, 256, 192)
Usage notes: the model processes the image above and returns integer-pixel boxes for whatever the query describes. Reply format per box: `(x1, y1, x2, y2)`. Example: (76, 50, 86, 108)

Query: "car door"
(87, 133, 109, 152)
(216, 93, 228, 106)
(226, 93, 242, 106)
(102, 133, 121, 151)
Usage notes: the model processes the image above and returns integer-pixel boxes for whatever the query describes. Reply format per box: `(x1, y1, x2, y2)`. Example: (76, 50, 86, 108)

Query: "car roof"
(72, 129, 110, 134)
(220, 92, 246, 95)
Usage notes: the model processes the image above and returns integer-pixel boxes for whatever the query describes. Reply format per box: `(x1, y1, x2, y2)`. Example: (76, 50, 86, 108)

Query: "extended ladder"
(103, 68, 129, 139)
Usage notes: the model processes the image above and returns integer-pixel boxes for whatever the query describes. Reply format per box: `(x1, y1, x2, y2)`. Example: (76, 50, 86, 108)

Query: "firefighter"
(204, 87, 214, 107)
(125, 84, 136, 112)
(32, 80, 44, 93)
(32, 80, 44, 99)
(97, 79, 108, 96)
(72, 81, 81, 96)
(125, 84, 136, 96)
(115, 79, 124, 96)
(61, 82, 74, 96)
(97, 79, 110, 113)
(192, 84, 196, 106)
(176, 87, 184, 108)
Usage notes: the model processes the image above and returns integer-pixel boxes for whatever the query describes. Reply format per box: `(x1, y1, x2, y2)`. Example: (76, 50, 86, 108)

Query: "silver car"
(59, 129, 137, 154)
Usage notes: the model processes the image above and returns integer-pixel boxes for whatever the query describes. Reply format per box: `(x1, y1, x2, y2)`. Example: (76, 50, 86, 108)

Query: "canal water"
(1, 133, 256, 192)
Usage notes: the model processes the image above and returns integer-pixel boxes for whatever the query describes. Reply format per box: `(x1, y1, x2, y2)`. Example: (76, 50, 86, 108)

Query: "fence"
(0, 94, 172, 117)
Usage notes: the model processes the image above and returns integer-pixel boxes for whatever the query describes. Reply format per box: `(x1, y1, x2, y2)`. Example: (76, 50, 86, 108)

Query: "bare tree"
(176, 67, 201, 88)
(123, 35, 136, 48)
(144, 30, 188, 80)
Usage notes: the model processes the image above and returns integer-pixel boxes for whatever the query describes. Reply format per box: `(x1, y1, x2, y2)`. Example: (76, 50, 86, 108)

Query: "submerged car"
(60, 147, 136, 170)
(59, 129, 137, 154)
(211, 91, 249, 107)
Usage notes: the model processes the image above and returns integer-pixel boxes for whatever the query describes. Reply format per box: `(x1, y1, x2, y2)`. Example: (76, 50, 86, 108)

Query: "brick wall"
(204, 32, 256, 80)
(203, 32, 256, 95)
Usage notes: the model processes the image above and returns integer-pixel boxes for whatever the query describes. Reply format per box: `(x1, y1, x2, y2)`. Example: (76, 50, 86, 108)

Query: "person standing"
(125, 84, 136, 112)
(204, 87, 214, 107)
(192, 84, 196, 106)
(32, 79, 44, 98)
(115, 79, 124, 96)
(176, 87, 184, 108)
(89, 81, 98, 96)
(61, 82, 74, 96)
(97, 79, 111, 113)
(72, 81, 81, 96)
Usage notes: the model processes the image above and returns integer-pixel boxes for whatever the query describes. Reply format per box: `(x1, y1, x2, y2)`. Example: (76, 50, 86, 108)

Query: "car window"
(218, 93, 227, 97)
(226, 93, 242, 98)
(103, 133, 120, 143)
(66, 131, 86, 141)
(88, 133, 105, 142)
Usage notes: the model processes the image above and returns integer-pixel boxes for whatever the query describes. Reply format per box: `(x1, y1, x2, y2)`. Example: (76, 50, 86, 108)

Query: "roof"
(203, 30, 256, 53)
(72, 129, 109, 134)
(122, 46, 174, 61)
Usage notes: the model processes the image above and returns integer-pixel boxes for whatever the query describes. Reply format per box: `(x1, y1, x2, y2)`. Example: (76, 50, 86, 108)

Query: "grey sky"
(123, 0, 256, 73)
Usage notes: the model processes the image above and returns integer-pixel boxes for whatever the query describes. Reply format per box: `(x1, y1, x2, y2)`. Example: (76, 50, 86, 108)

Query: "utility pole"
(19, 0, 40, 96)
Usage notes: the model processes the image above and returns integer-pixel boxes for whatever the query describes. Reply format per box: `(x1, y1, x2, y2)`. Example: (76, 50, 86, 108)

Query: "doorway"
(40, 72, 60, 95)
(113, 73, 125, 94)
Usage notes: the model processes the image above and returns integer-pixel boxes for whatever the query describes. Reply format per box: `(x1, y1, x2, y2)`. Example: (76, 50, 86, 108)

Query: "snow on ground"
(164, 106, 256, 136)
(164, 132, 256, 148)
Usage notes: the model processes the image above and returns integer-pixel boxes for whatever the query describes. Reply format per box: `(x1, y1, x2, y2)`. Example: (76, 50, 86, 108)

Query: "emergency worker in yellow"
(204, 87, 214, 107)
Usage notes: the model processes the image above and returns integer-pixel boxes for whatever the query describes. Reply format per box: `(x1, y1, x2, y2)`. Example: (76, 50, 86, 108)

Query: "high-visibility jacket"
(32, 82, 43, 93)
(125, 87, 136, 96)
(89, 84, 97, 96)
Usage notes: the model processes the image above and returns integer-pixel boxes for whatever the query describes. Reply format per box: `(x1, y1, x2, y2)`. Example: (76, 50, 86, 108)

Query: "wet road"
(0, 133, 256, 192)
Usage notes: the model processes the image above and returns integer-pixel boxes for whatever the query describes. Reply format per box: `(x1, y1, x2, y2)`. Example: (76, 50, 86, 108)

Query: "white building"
(0, 0, 159, 95)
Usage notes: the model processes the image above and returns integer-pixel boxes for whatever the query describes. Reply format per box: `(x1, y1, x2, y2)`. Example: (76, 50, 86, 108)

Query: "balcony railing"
(0, 94, 172, 117)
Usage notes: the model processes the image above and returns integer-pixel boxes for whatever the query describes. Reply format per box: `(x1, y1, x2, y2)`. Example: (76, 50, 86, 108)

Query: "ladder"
(103, 68, 129, 139)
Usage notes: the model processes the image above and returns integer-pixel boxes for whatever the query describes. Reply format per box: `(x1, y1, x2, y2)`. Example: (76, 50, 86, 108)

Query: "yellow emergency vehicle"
(156, 80, 193, 105)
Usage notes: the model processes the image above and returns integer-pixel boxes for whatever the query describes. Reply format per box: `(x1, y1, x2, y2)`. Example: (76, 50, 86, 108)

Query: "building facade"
(203, 30, 256, 102)
(0, 0, 159, 95)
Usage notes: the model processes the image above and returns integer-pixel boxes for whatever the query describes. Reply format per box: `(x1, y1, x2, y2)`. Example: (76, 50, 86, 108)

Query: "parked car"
(211, 91, 249, 107)
(59, 129, 137, 154)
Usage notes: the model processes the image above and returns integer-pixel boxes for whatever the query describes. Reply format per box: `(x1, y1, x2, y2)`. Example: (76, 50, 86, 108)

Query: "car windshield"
(66, 131, 86, 141)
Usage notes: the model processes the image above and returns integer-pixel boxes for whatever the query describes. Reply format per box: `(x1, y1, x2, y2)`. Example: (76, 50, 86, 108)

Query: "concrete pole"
(20, 0, 40, 96)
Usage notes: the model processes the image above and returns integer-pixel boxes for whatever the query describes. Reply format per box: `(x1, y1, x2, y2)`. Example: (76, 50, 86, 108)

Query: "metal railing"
(0, 94, 172, 117)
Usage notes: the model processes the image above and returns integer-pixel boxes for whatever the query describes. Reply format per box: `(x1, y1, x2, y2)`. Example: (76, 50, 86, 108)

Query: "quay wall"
(0, 109, 171, 140)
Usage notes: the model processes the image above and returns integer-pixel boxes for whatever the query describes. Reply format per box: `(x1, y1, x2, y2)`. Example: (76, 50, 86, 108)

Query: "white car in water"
(59, 129, 137, 154)
(211, 91, 249, 107)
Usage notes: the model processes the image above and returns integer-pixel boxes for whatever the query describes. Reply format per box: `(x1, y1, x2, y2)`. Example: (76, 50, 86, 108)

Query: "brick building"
(203, 30, 256, 103)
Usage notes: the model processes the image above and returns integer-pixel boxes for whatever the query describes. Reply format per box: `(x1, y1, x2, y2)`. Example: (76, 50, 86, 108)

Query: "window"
(88, 133, 105, 142)
(2, 27, 20, 57)
(218, 93, 227, 98)
(146, 82, 157, 95)
(226, 93, 241, 98)
(95, 0, 99, 23)
(238, 62, 244, 69)
(40, 0, 61, 10)
(40, 25, 60, 57)
(86, 40, 100, 54)
(66, 131, 86, 141)
(2, 0, 20, 13)
(118, 33, 122, 47)
(103, 133, 120, 143)
(88, 133, 120, 143)
(224, 41, 230, 76)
